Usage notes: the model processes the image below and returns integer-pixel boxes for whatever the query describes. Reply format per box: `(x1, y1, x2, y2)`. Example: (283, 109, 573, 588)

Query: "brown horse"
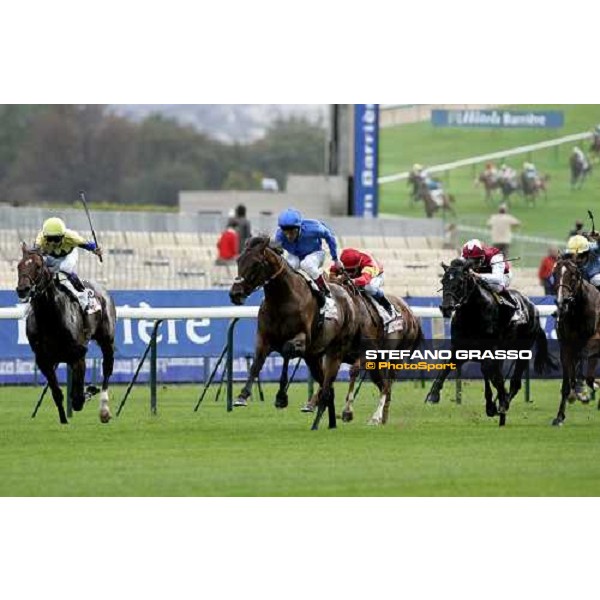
(552, 257, 600, 426)
(415, 178, 456, 218)
(229, 237, 361, 430)
(332, 273, 423, 425)
(16, 244, 116, 424)
(476, 171, 502, 204)
(520, 172, 549, 205)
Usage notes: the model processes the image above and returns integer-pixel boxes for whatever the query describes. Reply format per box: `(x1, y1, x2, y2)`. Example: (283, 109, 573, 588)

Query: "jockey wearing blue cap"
(275, 208, 342, 304)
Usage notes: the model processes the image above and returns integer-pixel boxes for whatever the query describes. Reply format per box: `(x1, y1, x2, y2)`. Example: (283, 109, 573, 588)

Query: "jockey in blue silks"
(275, 208, 342, 305)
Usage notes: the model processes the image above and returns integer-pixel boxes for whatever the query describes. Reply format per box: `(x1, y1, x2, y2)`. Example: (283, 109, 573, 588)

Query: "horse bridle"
(17, 254, 52, 301)
(234, 247, 285, 296)
(442, 266, 476, 311)
(556, 260, 582, 307)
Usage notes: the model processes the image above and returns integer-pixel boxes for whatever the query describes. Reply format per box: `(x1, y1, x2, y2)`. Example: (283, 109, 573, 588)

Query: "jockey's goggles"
(281, 226, 299, 232)
(45, 235, 64, 243)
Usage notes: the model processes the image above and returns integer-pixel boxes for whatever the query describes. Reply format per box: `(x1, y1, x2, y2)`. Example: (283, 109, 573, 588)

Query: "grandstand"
(0, 224, 544, 298)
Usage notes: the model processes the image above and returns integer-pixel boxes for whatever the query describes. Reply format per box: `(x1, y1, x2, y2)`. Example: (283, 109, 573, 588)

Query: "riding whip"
(78, 190, 103, 263)
(588, 210, 596, 236)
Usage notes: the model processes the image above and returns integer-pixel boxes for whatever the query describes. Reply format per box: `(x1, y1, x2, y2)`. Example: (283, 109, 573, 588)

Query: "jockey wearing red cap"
(330, 248, 395, 317)
(461, 238, 512, 291)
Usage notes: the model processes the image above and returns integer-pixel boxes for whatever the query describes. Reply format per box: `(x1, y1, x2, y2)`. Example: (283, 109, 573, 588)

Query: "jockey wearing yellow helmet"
(565, 234, 600, 289)
(34, 217, 103, 313)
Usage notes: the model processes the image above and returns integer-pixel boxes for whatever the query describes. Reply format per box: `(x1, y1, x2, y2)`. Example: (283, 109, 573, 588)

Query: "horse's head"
(16, 243, 50, 302)
(439, 258, 475, 318)
(554, 256, 582, 313)
(229, 236, 284, 305)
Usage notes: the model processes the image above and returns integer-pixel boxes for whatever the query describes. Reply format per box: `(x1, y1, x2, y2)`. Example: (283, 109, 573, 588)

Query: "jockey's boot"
(373, 291, 394, 318)
(314, 275, 332, 306)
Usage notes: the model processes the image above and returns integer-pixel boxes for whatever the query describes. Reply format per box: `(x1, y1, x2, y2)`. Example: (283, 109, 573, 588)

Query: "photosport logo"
(360, 341, 538, 380)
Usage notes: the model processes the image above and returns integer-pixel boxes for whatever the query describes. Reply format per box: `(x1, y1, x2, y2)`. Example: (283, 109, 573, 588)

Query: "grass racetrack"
(1, 380, 600, 496)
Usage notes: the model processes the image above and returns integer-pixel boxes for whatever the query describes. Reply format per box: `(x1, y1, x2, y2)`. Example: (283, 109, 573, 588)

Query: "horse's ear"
(441, 262, 449, 271)
(268, 239, 284, 255)
(21, 241, 28, 255)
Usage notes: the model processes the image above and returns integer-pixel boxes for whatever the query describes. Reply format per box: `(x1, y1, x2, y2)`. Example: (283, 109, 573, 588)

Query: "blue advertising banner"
(432, 109, 564, 129)
(0, 291, 557, 384)
(353, 104, 379, 217)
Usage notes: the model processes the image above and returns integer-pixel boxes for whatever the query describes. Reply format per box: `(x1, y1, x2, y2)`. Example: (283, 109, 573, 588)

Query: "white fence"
(379, 131, 592, 185)
(0, 304, 556, 321)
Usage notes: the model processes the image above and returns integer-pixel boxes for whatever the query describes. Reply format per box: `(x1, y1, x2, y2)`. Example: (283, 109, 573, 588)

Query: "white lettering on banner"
(166, 319, 178, 344)
(122, 304, 134, 344)
(186, 318, 211, 345)
(138, 302, 163, 345)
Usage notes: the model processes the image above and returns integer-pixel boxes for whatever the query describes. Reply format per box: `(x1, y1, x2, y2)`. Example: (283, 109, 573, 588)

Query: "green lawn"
(1, 381, 600, 496)
(379, 104, 600, 240)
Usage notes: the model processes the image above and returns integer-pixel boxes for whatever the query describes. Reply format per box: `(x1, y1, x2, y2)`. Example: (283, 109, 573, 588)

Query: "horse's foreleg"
(484, 360, 508, 426)
(554, 350, 574, 426)
(508, 359, 528, 403)
(275, 357, 290, 409)
(98, 339, 114, 423)
(38, 360, 67, 424)
(342, 361, 361, 422)
(425, 366, 453, 404)
(70, 358, 87, 413)
(235, 335, 270, 407)
(368, 368, 387, 425)
(311, 355, 342, 431)
(381, 375, 395, 425)
(484, 376, 498, 417)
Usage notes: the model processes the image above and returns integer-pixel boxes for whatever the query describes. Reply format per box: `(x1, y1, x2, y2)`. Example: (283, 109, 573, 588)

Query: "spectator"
(215, 218, 239, 265)
(487, 203, 521, 257)
(538, 246, 559, 295)
(234, 204, 252, 251)
(569, 219, 585, 238)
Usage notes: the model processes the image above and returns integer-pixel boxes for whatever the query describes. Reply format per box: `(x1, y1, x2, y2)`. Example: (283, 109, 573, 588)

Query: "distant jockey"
(413, 163, 445, 205)
(275, 208, 342, 307)
(330, 248, 396, 318)
(522, 161, 539, 182)
(572, 146, 590, 170)
(483, 162, 499, 183)
(565, 234, 600, 290)
(34, 217, 102, 314)
(461, 238, 524, 322)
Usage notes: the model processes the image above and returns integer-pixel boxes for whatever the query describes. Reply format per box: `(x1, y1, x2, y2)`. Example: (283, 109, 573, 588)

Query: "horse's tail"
(533, 323, 558, 375)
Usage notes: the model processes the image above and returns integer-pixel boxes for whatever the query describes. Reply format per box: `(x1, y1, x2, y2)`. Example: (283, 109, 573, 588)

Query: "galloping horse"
(552, 257, 600, 426)
(520, 172, 549, 205)
(329, 271, 423, 425)
(570, 153, 592, 190)
(229, 237, 361, 430)
(415, 179, 456, 218)
(476, 172, 501, 204)
(16, 244, 116, 424)
(407, 171, 421, 205)
(425, 259, 555, 426)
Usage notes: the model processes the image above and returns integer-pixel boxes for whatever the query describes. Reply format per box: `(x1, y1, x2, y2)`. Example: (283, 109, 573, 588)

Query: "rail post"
(226, 318, 240, 412)
(149, 320, 163, 416)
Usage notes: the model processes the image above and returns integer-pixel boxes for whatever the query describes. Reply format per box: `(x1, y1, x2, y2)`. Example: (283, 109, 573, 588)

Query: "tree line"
(0, 105, 326, 207)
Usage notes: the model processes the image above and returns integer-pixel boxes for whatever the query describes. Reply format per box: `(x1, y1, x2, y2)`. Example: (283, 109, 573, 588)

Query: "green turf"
(1, 381, 600, 496)
(379, 104, 600, 241)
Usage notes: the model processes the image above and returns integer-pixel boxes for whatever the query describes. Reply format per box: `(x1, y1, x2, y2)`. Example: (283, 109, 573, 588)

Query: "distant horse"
(476, 171, 501, 204)
(229, 237, 361, 430)
(425, 258, 555, 426)
(570, 153, 592, 190)
(415, 179, 456, 218)
(552, 257, 600, 426)
(520, 172, 550, 205)
(407, 172, 421, 204)
(328, 271, 423, 425)
(498, 176, 521, 205)
(16, 244, 116, 424)
(590, 135, 600, 163)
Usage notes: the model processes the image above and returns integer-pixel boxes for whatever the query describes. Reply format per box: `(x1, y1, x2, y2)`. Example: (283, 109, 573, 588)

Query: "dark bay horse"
(552, 257, 600, 426)
(425, 259, 555, 426)
(329, 272, 423, 425)
(415, 179, 456, 218)
(229, 237, 361, 430)
(570, 153, 592, 190)
(476, 172, 501, 204)
(520, 172, 549, 205)
(16, 244, 116, 424)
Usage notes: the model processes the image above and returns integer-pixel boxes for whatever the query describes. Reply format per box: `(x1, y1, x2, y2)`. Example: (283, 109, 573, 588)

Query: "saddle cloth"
(56, 274, 102, 315)
(297, 270, 338, 321)
(431, 190, 445, 207)
(367, 296, 404, 334)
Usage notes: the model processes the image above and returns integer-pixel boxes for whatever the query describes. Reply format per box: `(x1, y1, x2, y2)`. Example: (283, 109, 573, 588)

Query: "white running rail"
(379, 131, 592, 185)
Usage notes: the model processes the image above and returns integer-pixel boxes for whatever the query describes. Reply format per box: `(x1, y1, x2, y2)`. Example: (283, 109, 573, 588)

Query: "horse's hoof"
(552, 418, 563, 427)
(425, 394, 440, 405)
(499, 414, 506, 427)
(300, 404, 315, 413)
(99, 409, 111, 424)
(274, 393, 288, 409)
(341, 411, 354, 423)
(368, 418, 382, 426)
(486, 405, 499, 417)
(233, 398, 248, 407)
